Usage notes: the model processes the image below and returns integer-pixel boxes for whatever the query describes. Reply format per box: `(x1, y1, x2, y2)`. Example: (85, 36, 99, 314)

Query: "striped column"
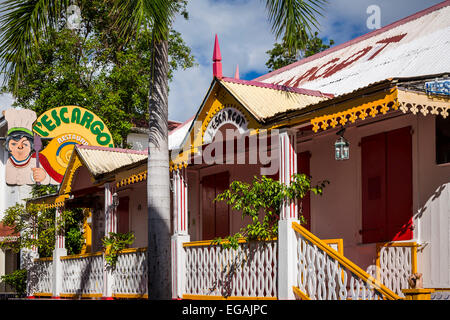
(55, 207, 65, 250)
(52, 206, 67, 298)
(173, 168, 188, 235)
(103, 182, 117, 299)
(104, 183, 118, 236)
(171, 167, 190, 299)
(278, 129, 298, 220)
(277, 129, 299, 300)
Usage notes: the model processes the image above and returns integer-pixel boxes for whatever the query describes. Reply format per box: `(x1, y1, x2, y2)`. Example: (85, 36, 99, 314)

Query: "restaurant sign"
(3, 106, 114, 185)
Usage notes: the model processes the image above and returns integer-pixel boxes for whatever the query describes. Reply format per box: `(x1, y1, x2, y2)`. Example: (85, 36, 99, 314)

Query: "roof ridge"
(221, 77, 334, 98)
(255, 0, 450, 82)
(76, 144, 147, 155)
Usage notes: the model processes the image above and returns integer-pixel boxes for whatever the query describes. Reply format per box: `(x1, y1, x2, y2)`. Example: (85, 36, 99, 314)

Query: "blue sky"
(0, 0, 444, 123)
(168, 0, 443, 122)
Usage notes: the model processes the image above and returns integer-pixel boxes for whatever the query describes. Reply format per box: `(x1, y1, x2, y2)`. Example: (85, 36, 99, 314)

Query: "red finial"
(234, 64, 240, 79)
(213, 34, 223, 79)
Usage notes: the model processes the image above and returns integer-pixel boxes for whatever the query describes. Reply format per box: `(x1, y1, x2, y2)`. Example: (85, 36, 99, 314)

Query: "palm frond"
(264, 0, 327, 53)
(0, 0, 68, 93)
(112, 0, 178, 43)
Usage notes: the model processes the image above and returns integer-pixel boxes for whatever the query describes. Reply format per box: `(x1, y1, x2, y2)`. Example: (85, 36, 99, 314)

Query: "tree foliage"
(0, 185, 86, 257)
(212, 174, 329, 249)
(0, 0, 195, 146)
(266, 31, 334, 72)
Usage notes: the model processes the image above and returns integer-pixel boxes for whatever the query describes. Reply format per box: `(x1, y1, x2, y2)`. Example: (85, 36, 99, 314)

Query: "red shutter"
(201, 172, 230, 240)
(298, 151, 311, 231)
(386, 127, 413, 241)
(361, 132, 387, 243)
(118, 197, 129, 234)
(361, 126, 413, 243)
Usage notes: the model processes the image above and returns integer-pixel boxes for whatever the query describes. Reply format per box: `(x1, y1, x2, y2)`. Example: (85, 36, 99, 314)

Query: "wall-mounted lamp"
(335, 127, 349, 161)
(112, 192, 119, 209)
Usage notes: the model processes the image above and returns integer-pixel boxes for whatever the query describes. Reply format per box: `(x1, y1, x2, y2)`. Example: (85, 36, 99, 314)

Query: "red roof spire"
(212, 34, 223, 79)
(234, 64, 240, 79)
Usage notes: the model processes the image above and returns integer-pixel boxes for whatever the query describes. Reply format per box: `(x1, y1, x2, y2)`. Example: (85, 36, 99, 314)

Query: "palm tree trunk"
(147, 37, 171, 299)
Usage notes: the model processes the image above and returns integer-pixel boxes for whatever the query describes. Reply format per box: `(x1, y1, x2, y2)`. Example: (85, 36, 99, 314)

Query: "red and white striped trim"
(279, 131, 298, 220)
(55, 207, 65, 250)
(104, 183, 118, 236)
(173, 168, 188, 235)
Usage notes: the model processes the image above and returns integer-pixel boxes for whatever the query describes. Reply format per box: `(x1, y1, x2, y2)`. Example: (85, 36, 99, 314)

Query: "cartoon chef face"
(6, 132, 34, 162)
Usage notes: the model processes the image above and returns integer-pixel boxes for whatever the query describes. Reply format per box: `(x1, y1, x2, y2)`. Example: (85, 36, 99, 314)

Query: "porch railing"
(61, 252, 104, 298)
(30, 248, 148, 299)
(366, 242, 418, 298)
(113, 248, 148, 298)
(292, 222, 402, 300)
(183, 239, 278, 299)
(29, 257, 53, 296)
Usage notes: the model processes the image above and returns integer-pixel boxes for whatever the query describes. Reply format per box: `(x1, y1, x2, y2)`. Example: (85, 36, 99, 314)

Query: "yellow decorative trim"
(34, 257, 53, 262)
(323, 238, 344, 255)
(60, 293, 103, 299)
(397, 89, 450, 118)
(60, 154, 83, 195)
(34, 292, 53, 297)
(60, 251, 103, 260)
(116, 170, 147, 188)
(292, 286, 311, 300)
(183, 238, 277, 248)
(310, 89, 399, 132)
(113, 293, 148, 299)
(182, 294, 277, 300)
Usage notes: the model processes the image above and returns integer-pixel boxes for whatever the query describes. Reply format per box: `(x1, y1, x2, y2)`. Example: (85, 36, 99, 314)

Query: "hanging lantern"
(335, 136, 350, 161)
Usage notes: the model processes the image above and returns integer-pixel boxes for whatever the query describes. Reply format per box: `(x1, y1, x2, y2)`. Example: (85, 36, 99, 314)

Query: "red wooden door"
(361, 127, 412, 243)
(118, 196, 129, 234)
(201, 172, 230, 240)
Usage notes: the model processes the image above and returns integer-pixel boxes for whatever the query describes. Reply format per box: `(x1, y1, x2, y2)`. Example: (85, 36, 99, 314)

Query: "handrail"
(292, 221, 402, 300)
(183, 238, 277, 247)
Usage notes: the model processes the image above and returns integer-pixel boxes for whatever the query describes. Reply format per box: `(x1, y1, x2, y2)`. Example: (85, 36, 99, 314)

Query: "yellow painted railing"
(292, 222, 402, 300)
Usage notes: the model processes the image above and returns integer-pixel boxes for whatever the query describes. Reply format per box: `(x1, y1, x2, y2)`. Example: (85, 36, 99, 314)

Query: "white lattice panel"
(375, 245, 413, 298)
(184, 241, 277, 298)
(296, 234, 384, 300)
(61, 254, 104, 295)
(29, 259, 53, 294)
(113, 250, 148, 296)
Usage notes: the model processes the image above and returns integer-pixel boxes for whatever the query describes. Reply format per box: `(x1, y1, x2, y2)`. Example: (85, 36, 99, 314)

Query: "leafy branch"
(102, 232, 135, 270)
(211, 174, 329, 250)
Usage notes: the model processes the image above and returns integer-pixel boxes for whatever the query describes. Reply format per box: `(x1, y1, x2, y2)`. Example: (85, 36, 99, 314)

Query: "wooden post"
(402, 289, 435, 300)
(278, 129, 299, 300)
(52, 206, 67, 298)
(171, 167, 190, 299)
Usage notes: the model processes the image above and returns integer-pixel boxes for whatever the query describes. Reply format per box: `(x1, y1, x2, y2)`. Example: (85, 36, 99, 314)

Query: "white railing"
(61, 253, 104, 297)
(113, 248, 148, 297)
(29, 258, 53, 295)
(366, 242, 417, 298)
(183, 240, 277, 299)
(292, 222, 400, 300)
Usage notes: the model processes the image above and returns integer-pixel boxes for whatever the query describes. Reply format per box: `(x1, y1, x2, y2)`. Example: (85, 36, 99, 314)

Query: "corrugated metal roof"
(169, 116, 194, 150)
(76, 145, 147, 177)
(220, 77, 330, 121)
(257, 1, 450, 97)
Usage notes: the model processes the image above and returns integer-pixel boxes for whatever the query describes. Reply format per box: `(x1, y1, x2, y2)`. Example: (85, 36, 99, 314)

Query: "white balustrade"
(184, 240, 277, 298)
(113, 249, 148, 296)
(295, 233, 386, 300)
(61, 253, 104, 296)
(29, 258, 53, 295)
(366, 243, 415, 298)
